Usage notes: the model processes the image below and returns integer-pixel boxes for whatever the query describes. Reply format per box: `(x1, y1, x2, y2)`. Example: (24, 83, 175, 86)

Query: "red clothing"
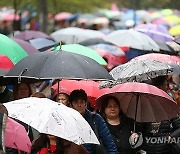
(37, 145, 56, 154)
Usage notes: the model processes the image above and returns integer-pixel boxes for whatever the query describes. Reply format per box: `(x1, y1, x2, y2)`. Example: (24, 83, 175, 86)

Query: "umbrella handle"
(134, 93, 139, 132)
(18, 68, 28, 83)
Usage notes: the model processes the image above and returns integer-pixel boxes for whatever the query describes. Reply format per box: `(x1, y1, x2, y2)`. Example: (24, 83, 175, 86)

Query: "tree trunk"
(39, 0, 47, 32)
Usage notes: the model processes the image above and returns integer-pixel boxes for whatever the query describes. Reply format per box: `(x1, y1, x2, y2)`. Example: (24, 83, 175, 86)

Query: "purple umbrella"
(14, 30, 52, 41)
(134, 24, 174, 42)
(12, 38, 39, 55)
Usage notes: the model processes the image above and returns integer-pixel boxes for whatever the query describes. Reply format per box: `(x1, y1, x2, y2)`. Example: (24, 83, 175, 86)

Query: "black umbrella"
(2, 50, 113, 85)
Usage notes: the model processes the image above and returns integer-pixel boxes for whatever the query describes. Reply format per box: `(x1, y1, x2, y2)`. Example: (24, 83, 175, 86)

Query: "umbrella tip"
(59, 41, 62, 50)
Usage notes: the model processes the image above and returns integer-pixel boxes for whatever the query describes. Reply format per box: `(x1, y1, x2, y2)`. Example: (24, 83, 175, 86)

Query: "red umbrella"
(96, 82, 179, 123)
(52, 80, 109, 107)
(5, 117, 32, 152)
(0, 54, 14, 76)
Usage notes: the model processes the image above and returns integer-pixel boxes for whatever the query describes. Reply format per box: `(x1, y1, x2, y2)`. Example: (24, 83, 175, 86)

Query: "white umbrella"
(4, 97, 99, 145)
(104, 29, 160, 51)
(50, 27, 105, 44)
(99, 59, 173, 88)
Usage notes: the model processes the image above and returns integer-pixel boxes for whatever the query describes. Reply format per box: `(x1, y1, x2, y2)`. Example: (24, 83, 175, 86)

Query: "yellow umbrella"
(169, 25, 180, 36)
(165, 15, 180, 24)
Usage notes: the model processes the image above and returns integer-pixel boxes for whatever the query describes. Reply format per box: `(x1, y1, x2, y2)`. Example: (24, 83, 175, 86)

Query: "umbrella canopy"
(53, 44, 107, 65)
(155, 41, 176, 55)
(4, 97, 99, 145)
(79, 38, 113, 46)
(89, 44, 126, 70)
(0, 34, 28, 64)
(104, 29, 160, 51)
(132, 53, 180, 66)
(134, 24, 174, 42)
(5, 117, 31, 153)
(100, 59, 173, 88)
(111, 59, 173, 82)
(0, 54, 14, 76)
(96, 82, 179, 122)
(2, 13, 20, 21)
(174, 37, 180, 45)
(3, 51, 113, 85)
(14, 30, 51, 41)
(52, 79, 109, 99)
(29, 38, 55, 51)
(50, 27, 105, 44)
(169, 25, 180, 36)
(132, 53, 180, 74)
(12, 38, 39, 55)
(54, 12, 72, 21)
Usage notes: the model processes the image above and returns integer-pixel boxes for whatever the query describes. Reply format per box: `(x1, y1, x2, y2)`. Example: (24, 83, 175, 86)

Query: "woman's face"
(47, 135, 57, 140)
(17, 83, 30, 99)
(104, 99, 120, 119)
(56, 93, 69, 106)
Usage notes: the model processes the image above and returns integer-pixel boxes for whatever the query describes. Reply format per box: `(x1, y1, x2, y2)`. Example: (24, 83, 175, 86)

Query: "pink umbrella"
(2, 14, 20, 21)
(132, 53, 180, 65)
(54, 12, 72, 21)
(5, 117, 32, 153)
(96, 82, 179, 123)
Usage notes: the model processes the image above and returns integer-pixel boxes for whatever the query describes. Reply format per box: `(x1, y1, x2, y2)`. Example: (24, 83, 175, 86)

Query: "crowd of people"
(0, 74, 179, 154)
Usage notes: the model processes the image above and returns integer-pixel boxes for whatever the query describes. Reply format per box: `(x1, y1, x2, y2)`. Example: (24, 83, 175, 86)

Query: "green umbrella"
(54, 44, 107, 66)
(0, 34, 28, 64)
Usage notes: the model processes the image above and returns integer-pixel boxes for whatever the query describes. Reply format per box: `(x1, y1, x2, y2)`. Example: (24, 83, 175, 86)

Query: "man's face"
(71, 99, 86, 115)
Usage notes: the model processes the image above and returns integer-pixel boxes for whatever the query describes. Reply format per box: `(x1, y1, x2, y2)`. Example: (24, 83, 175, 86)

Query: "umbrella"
(5, 117, 31, 153)
(2, 13, 20, 21)
(96, 82, 179, 123)
(132, 53, 180, 74)
(4, 97, 99, 145)
(29, 38, 55, 51)
(54, 12, 72, 21)
(79, 38, 113, 46)
(174, 37, 180, 45)
(169, 25, 180, 36)
(132, 53, 180, 66)
(0, 54, 14, 76)
(53, 44, 107, 65)
(99, 59, 173, 88)
(89, 44, 126, 69)
(52, 79, 109, 107)
(3, 51, 113, 85)
(155, 41, 177, 55)
(50, 27, 105, 44)
(104, 29, 160, 51)
(0, 34, 28, 64)
(134, 24, 174, 42)
(14, 30, 51, 41)
(12, 38, 39, 55)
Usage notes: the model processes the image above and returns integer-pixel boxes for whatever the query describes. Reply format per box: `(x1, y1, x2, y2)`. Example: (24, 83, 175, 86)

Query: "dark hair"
(152, 76, 168, 88)
(69, 89, 87, 103)
(100, 96, 121, 119)
(31, 133, 64, 154)
(31, 92, 46, 98)
(13, 83, 32, 100)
